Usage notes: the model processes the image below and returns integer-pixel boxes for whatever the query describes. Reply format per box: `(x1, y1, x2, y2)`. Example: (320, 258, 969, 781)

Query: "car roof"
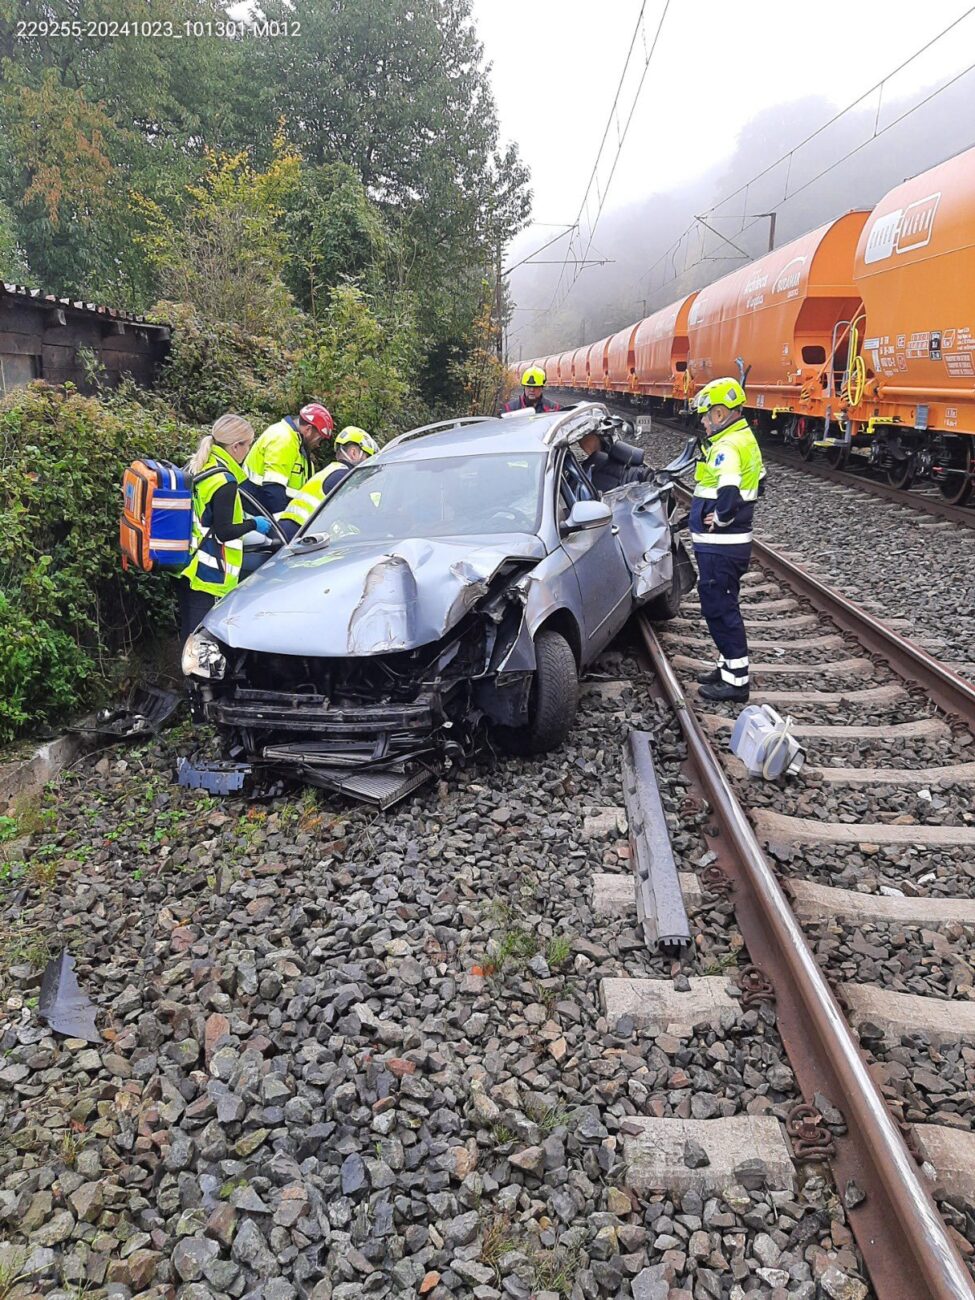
(380, 403, 608, 463)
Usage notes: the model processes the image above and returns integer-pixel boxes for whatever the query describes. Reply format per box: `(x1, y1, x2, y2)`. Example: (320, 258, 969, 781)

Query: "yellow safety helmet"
(335, 426, 379, 457)
(691, 377, 746, 414)
(521, 366, 546, 388)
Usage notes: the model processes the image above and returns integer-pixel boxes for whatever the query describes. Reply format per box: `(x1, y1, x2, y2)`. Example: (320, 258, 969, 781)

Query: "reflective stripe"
(716, 473, 742, 487)
(151, 498, 189, 510)
(724, 656, 749, 669)
(740, 487, 759, 501)
(264, 469, 289, 486)
(691, 531, 752, 545)
(285, 483, 301, 497)
(694, 486, 718, 499)
(720, 667, 749, 686)
(150, 538, 190, 550)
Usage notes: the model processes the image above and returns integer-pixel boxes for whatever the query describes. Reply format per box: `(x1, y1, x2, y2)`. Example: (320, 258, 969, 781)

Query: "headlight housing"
(181, 630, 227, 680)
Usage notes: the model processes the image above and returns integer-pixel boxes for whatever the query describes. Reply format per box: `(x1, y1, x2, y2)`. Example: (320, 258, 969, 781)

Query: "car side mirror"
(562, 499, 612, 534)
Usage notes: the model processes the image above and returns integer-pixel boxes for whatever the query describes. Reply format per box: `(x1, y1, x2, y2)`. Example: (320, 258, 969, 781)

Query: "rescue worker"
(278, 426, 380, 539)
(500, 366, 561, 416)
(178, 414, 273, 643)
(688, 377, 764, 703)
(244, 403, 334, 515)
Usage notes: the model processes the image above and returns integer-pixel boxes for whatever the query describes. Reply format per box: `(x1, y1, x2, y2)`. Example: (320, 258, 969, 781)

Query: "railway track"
(618, 526, 975, 1298)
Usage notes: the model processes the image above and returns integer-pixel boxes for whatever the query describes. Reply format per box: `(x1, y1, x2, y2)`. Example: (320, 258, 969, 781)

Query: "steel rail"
(760, 446, 975, 530)
(753, 536, 975, 727)
(637, 615, 975, 1300)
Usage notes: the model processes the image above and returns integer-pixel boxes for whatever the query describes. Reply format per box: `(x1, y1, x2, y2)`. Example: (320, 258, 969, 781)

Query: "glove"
(253, 516, 274, 536)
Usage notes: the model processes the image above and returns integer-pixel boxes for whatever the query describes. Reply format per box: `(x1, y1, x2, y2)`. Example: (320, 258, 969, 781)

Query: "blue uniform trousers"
(695, 547, 751, 686)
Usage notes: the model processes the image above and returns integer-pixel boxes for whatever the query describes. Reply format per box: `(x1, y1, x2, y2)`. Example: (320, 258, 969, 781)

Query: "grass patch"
(546, 935, 572, 968)
(531, 1245, 580, 1296)
(0, 1255, 26, 1300)
(531, 1102, 571, 1135)
(480, 1213, 519, 1275)
(490, 1123, 515, 1147)
(703, 951, 739, 975)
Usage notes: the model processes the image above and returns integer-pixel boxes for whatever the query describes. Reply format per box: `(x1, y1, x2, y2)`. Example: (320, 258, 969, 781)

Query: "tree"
(136, 146, 301, 339)
(294, 283, 424, 437)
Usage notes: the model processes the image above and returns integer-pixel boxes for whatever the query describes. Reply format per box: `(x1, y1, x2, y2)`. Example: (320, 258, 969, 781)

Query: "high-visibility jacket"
(244, 417, 313, 501)
(689, 417, 764, 555)
(180, 447, 247, 597)
(279, 461, 350, 531)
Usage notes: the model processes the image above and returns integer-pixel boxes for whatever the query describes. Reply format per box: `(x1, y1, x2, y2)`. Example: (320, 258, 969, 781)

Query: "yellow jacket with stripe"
(690, 417, 763, 554)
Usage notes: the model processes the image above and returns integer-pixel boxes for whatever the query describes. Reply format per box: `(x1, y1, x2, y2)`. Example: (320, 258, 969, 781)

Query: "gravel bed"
(808, 920, 975, 1004)
(771, 845, 975, 900)
(0, 654, 874, 1299)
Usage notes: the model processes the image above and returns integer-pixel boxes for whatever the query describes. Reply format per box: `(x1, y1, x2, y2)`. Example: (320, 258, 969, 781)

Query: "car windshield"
(301, 452, 547, 543)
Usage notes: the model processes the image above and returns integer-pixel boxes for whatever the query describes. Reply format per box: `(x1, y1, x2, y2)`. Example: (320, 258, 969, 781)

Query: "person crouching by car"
(278, 426, 380, 540)
(178, 414, 274, 643)
(244, 402, 334, 515)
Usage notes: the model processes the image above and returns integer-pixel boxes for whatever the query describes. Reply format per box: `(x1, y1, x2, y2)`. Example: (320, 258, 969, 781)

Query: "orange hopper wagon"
(686, 212, 868, 452)
(607, 322, 640, 393)
(633, 293, 699, 400)
(847, 144, 975, 502)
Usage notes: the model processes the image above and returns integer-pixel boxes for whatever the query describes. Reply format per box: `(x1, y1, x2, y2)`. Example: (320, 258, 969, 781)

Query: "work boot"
(696, 666, 722, 685)
(699, 680, 750, 703)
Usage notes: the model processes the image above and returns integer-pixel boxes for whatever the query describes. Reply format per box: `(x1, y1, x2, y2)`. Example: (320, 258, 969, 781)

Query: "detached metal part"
(73, 684, 181, 739)
(38, 950, 100, 1043)
(294, 762, 436, 809)
(176, 757, 252, 794)
(622, 731, 692, 953)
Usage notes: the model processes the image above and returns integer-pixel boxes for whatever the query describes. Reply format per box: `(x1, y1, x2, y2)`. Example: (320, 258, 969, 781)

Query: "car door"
(557, 451, 633, 653)
(603, 479, 675, 602)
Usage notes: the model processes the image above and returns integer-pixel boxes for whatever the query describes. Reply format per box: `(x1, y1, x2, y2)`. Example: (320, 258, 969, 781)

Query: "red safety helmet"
(299, 403, 334, 435)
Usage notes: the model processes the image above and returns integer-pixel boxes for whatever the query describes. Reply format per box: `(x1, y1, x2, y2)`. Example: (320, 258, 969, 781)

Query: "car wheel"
(499, 629, 579, 755)
(644, 547, 687, 621)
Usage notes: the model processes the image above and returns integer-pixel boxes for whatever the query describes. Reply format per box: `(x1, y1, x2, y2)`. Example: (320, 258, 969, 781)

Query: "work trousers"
(177, 580, 216, 646)
(695, 547, 750, 686)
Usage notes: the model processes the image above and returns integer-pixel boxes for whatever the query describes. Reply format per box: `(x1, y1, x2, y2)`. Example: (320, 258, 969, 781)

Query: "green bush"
(0, 382, 198, 742)
(151, 301, 300, 424)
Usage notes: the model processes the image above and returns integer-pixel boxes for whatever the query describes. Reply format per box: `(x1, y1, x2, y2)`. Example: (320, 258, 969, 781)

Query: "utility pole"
(495, 237, 504, 360)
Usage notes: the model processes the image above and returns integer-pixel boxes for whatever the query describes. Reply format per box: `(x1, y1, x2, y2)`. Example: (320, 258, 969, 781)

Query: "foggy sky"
(472, 0, 975, 361)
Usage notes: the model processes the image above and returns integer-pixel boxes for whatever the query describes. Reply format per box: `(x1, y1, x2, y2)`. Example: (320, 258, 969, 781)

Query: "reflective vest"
(690, 417, 764, 553)
(180, 447, 246, 596)
(244, 417, 313, 499)
(279, 461, 349, 531)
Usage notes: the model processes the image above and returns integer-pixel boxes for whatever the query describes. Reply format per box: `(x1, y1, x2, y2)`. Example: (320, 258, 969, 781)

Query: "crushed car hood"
(204, 534, 546, 656)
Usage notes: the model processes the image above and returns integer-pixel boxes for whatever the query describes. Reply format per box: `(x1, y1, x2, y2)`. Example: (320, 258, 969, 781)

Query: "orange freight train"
(515, 142, 975, 505)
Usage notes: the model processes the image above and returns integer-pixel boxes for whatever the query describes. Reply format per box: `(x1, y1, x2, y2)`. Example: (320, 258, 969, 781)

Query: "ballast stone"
(622, 1116, 795, 1196)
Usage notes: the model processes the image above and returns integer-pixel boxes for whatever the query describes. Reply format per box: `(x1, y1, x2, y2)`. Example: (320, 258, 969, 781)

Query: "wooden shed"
(0, 284, 170, 395)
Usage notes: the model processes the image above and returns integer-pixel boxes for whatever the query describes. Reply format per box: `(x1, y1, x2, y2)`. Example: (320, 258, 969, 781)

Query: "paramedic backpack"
(120, 459, 195, 572)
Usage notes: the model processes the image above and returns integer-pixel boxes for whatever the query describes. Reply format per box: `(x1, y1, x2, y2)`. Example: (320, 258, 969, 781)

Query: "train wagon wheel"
(939, 439, 973, 506)
(887, 454, 916, 490)
(795, 417, 816, 461)
(825, 444, 848, 470)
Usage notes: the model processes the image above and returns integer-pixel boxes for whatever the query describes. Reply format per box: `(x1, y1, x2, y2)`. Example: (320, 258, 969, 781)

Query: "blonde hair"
(187, 413, 255, 475)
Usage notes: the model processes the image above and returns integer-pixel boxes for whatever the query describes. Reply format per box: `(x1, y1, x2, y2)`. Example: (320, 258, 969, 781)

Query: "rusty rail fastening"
(738, 963, 776, 1009)
(701, 863, 733, 897)
(786, 1103, 837, 1161)
(637, 614, 975, 1300)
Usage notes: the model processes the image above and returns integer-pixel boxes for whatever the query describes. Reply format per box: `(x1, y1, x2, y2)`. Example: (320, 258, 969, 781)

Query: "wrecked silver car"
(182, 404, 694, 806)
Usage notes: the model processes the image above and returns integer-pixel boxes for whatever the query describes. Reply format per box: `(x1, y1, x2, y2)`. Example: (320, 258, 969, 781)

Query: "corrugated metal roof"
(1, 282, 169, 331)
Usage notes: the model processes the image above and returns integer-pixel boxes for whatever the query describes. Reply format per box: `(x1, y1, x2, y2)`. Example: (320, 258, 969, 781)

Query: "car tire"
(500, 629, 579, 755)
(645, 548, 686, 621)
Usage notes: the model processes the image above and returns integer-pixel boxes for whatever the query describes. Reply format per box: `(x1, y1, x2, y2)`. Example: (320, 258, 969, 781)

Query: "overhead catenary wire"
(631, 4, 975, 312)
(546, 0, 671, 315)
